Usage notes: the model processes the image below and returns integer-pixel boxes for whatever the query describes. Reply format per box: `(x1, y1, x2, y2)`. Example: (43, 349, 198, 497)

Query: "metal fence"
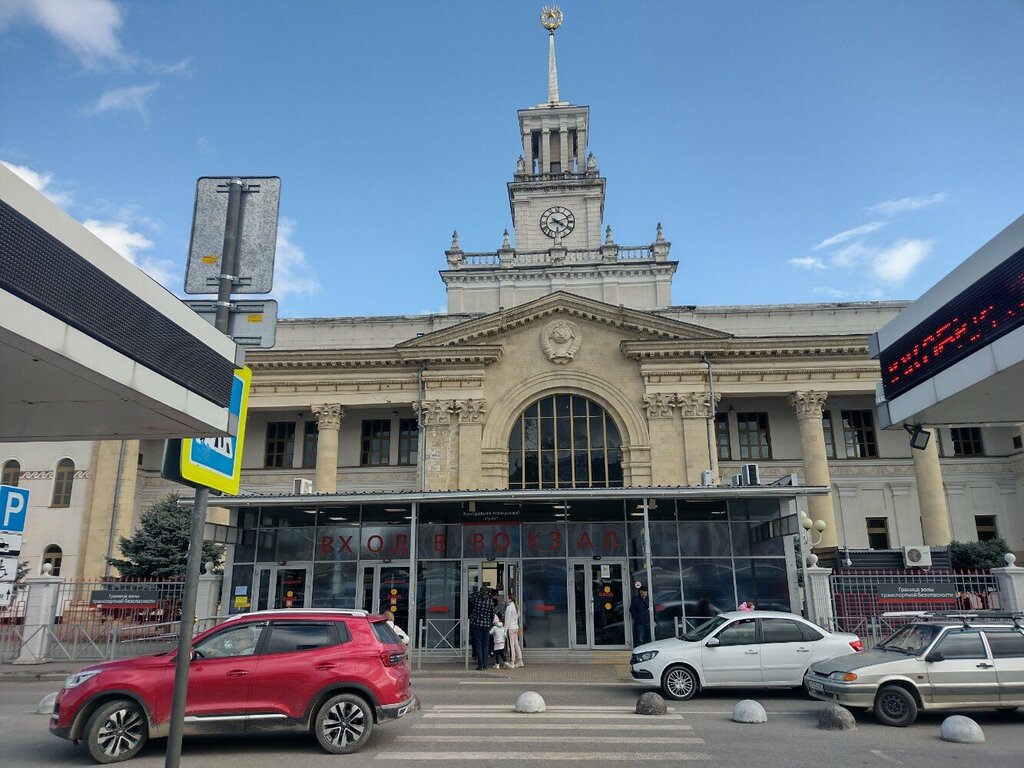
(415, 618, 465, 670)
(829, 568, 999, 648)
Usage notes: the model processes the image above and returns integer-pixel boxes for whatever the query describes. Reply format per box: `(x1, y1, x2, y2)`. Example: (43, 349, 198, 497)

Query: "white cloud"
(872, 239, 933, 284)
(814, 221, 886, 251)
(787, 256, 826, 271)
(83, 83, 159, 118)
(1, 160, 72, 205)
(3, 0, 124, 67)
(869, 193, 947, 216)
(83, 218, 177, 287)
(828, 240, 870, 268)
(273, 218, 320, 300)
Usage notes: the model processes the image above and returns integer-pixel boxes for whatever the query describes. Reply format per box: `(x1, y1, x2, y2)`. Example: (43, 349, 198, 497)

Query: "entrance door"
(569, 559, 629, 649)
(461, 560, 521, 649)
(359, 563, 411, 634)
(254, 565, 312, 610)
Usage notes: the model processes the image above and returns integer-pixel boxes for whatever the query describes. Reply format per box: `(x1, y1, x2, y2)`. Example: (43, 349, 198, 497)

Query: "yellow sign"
(180, 366, 251, 494)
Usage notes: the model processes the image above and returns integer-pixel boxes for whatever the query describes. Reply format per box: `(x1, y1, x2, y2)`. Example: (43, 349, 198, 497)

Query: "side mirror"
(705, 637, 721, 648)
(924, 651, 944, 663)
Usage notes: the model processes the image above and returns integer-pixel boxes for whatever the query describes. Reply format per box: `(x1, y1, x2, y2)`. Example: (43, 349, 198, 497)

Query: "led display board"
(879, 244, 1024, 402)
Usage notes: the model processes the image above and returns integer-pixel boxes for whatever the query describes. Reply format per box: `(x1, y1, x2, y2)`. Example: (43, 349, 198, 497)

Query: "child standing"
(489, 615, 508, 669)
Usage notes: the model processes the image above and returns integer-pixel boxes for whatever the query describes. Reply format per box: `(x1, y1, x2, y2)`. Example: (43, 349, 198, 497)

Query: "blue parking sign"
(0, 485, 30, 534)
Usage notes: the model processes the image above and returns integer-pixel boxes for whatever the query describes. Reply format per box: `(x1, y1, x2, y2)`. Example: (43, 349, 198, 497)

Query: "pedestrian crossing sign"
(179, 366, 251, 495)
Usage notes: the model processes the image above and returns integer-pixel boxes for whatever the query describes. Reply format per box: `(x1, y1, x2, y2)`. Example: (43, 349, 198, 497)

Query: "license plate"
(806, 680, 824, 693)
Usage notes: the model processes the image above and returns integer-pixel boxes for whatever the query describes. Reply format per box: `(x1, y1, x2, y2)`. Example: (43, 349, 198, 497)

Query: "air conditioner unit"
(741, 463, 760, 486)
(293, 478, 314, 495)
(903, 545, 932, 568)
(700, 470, 715, 487)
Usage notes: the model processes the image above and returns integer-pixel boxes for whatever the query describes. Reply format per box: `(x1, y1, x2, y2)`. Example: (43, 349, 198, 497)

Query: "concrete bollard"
(514, 691, 546, 713)
(940, 715, 985, 744)
(635, 692, 667, 715)
(817, 703, 856, 730)
(36, 692, 57, 715)
(732, 699, 767, 723)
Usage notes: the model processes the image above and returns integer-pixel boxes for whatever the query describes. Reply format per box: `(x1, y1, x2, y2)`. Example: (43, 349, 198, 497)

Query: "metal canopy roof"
(0, 165, 240, 441)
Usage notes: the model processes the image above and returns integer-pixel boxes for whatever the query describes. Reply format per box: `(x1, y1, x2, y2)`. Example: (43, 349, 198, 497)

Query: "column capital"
(416, 399, 456, 426)
(456, 398, 487, 424)
(675, 392, 719, 419)
(642, 393, 674, 419)
(312, 403, 344, 430)
(788, 390, 829, 419)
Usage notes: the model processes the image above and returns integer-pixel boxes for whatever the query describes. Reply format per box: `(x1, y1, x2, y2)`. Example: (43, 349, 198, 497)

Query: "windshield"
(876, 624, 942, 655)
(682, 615, 728, 642)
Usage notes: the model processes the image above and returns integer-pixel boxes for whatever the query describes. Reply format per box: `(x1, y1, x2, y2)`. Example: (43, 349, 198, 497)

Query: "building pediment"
(398, 291, 730, 348)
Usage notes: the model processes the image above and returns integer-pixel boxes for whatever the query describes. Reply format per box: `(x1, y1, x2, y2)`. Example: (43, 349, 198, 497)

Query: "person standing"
(469, 587, 494, 671)
(504, 594, 523, 668)
(630, 584, 651, 647)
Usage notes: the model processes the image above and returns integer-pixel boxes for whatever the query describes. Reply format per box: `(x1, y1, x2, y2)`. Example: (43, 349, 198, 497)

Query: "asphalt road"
(2, 677, 1022, 767)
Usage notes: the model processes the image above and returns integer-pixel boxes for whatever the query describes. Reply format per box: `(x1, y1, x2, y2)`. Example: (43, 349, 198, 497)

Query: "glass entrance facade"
(226, 495, 796, 649)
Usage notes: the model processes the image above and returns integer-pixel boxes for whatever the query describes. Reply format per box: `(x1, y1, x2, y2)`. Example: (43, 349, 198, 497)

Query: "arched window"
(1, 459, 20, 487)
(508, 394, 623, 489)
(51, 459, 75, 507)
(42, 545, 63, 576)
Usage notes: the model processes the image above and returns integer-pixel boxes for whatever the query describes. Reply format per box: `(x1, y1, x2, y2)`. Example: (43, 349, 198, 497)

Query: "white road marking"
(396, 735, 706, 744)
(411, 722, 693, 731)
(455, 680, 636, 686)
(870, 750, 905, 765)
(380, 752, 711, 761)
(431, 704, 676, 712)
(423, 711, 684, 719)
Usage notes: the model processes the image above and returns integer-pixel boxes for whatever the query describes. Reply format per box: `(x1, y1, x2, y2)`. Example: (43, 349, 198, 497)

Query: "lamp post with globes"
(797, 511, 828, 618)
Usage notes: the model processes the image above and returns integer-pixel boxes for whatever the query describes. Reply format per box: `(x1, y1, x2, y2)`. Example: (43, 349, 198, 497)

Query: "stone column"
(14, 570, 62, 664)
(788, 391, 837, 548)
(643, 395, 683, 486)
(523, 131, 533, 175)
(576, 126, 586, 173)
(804, 558, 835, 627)
(80, 439, 140, 578)
(559, 126, 569, 172)
(676, 393, 715, 485)
(912, 433, 952, 545)
(456, 399, 486, 490)
(419, 400, 456, 492)
(991, 555, 1024, 613)
(541, 129, 551, 174)
(196, 562, 223, 620)
(312, 403, 343, 494)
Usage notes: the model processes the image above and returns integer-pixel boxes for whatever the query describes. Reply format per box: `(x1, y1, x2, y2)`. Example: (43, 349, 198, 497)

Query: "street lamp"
(797, 511, 828, 619)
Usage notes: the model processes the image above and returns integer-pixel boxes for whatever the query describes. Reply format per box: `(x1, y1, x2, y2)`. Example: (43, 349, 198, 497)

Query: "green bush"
(948, 538, 1011, 570)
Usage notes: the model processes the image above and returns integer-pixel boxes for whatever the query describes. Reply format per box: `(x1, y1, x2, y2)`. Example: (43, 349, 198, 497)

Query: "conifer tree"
(108, 494, 223, 578)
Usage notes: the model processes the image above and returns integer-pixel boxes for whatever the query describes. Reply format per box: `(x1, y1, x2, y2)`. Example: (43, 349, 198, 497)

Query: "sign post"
(163, 177, 277, 768)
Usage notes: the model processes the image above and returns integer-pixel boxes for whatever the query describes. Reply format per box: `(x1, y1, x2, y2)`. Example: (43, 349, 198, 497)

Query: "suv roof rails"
(222, 608, 371, 622)
(920, 610, 1024, 628)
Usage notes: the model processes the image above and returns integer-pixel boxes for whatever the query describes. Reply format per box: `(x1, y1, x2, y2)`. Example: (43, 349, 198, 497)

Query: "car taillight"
(380, 650, 406, 667)
(849, 639, 863, 652)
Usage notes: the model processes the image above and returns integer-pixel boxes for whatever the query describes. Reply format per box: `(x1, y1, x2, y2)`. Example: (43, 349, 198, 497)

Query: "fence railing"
(416, 618, 465, 670)
(829, 569, 999, 648)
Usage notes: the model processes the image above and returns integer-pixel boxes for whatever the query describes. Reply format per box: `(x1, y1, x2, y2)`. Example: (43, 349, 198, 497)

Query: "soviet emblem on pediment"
(541, 318, 582, 365)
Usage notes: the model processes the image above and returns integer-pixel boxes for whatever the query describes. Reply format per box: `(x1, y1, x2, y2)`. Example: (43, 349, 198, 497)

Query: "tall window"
(42, 544, 63, 576)
(951, 427, 984, 457)
(841, 410, 877, 458)
(398, 418, 418, 466)
(50, 459, 75, 507)
(301, 421, 319, 469)
(866, 517, 890, 549)
(822, 412, 836, 459)
(264, 422, 296, 467)
(508, 394, 623, 489)
(714, 413, 731, 460)
(736, 412, 772, 460)
(361, 420, 392, 466)
(975, 515, 998, 542)
(1, 459, 20, 486)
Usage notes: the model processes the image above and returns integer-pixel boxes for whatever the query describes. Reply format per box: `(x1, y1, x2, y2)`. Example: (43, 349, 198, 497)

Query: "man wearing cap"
(629, 583, 651, 646)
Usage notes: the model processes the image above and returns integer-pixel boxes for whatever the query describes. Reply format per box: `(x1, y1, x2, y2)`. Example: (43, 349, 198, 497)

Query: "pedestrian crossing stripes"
(384, 704, 711, 762)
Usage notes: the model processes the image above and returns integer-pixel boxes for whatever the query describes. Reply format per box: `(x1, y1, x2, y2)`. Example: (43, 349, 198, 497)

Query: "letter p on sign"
(0, 486, 30, 534)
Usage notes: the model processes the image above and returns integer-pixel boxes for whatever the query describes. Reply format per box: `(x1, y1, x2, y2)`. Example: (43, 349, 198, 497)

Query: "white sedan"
(630, 611, 862, 700)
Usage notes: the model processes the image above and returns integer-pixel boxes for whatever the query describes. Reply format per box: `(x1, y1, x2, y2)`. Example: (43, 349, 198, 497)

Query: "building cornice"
(622, 335, 871, 360)
(247, 345, 503, 372)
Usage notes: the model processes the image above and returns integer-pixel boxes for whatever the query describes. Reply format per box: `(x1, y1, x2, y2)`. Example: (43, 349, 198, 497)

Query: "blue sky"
(2, 1, 1022, 319)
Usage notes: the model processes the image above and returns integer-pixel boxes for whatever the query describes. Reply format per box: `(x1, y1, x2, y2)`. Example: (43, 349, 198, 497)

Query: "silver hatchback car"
(805, 612, 1024, 726)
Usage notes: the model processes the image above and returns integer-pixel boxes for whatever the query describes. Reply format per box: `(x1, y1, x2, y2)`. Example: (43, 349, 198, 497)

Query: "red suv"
(50, 609, 418, 763)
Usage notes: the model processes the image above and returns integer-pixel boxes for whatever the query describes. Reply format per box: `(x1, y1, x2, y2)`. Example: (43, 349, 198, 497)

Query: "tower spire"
(540, 6, 564, 105)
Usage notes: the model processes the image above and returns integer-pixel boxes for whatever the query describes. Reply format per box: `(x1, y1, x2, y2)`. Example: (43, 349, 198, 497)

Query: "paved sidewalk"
(1, 659, 634, 685)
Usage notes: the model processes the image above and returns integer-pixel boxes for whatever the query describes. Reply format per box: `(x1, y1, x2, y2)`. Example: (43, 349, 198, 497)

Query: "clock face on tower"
(540, 206, 576, 238)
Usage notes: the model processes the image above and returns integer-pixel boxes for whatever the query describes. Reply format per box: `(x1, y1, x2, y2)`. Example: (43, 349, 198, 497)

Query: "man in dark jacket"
(629, 585, 651, 646)
(469, 587, 495, 670)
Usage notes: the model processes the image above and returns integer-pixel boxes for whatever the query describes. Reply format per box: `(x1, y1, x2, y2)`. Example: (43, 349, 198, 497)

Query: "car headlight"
(63, 670, 103, 689)
(828, 671, 858, 682)
(633, 650, 658, 663)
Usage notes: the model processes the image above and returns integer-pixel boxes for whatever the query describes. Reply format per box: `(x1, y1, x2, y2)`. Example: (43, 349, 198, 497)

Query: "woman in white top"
(504, 594, 524, 668)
